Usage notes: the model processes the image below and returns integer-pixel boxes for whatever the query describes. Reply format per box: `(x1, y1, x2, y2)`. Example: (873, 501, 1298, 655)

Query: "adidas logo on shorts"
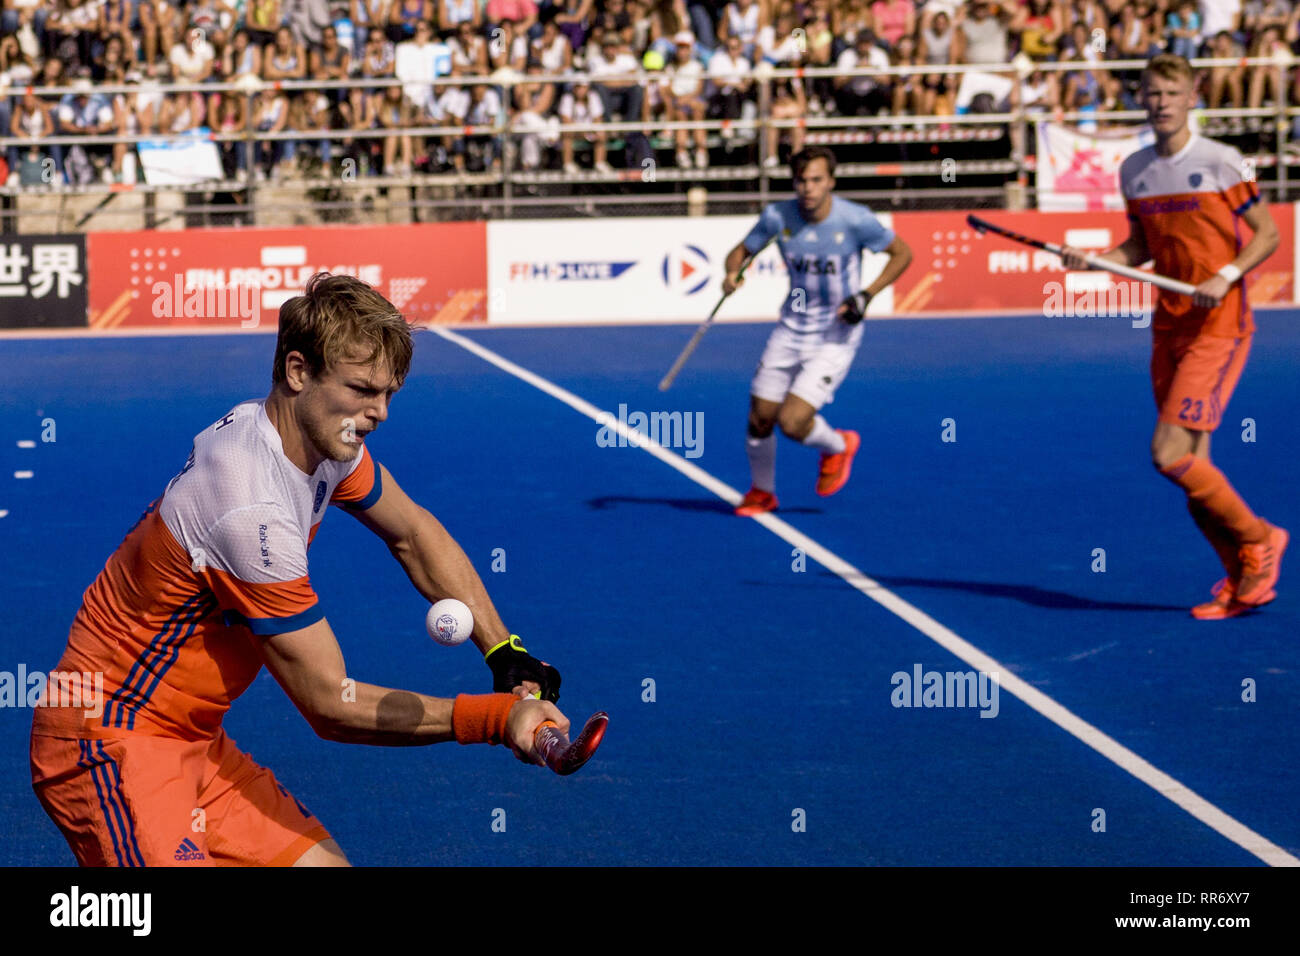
(173, 838, 206, 862)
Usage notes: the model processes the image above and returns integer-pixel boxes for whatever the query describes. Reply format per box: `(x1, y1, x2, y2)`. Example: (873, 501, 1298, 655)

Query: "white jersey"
(32, 397, 384, 740)
(741, 195, 895, 334)
(159, 398, 381, 628)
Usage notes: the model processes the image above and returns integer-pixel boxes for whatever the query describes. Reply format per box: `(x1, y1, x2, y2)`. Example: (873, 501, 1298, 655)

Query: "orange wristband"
(452, 693, 518, 745)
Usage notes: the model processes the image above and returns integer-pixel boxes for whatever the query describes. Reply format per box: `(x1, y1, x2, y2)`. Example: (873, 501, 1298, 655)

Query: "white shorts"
(749, 322, 863, 409)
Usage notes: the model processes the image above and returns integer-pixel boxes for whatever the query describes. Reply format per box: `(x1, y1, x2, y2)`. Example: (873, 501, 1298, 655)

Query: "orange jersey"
(32, 399, 381, 741)
(1120, 133, 1260, 337)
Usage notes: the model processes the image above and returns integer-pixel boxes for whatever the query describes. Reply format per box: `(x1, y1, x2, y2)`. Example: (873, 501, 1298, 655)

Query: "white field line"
(433, 324, 1299, 867)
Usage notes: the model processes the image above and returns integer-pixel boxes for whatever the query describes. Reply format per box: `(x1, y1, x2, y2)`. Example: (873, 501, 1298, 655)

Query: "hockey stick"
(966, 214, 1197, 296)
(532, 711, 609, 776)
(658, 240, 772, 391)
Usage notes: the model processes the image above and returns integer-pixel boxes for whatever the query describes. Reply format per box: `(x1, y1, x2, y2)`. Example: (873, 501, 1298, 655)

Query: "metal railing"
(1, 54, 1295, 228)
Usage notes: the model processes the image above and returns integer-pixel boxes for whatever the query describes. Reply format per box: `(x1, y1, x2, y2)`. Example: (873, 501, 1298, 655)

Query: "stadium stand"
(0, 0, 1296, 228)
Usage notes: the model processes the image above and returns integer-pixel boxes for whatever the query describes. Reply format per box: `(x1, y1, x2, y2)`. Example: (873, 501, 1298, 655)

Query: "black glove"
(839, 290, 872, 325)
(485, 635, 561, 703)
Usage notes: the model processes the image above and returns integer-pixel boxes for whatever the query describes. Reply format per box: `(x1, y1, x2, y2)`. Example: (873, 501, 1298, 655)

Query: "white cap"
(673, 31, 694, 45)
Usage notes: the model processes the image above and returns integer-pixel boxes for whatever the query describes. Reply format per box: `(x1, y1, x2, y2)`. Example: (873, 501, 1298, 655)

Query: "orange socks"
(1161, 454, 1269, 545)
(1187, 499, 1240, 574)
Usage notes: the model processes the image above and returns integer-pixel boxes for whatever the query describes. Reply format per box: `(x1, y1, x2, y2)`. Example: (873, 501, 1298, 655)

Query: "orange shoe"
(1191, 577, 1275, 620)
(815, 429, 860, 497)
(1234, 523, 1288, 605)
(735, 487, 778, 516)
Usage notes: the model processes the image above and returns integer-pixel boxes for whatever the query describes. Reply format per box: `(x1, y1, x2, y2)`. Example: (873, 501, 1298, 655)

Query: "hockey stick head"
(554, 711, 608, 775)
(533, 712, 609, 775)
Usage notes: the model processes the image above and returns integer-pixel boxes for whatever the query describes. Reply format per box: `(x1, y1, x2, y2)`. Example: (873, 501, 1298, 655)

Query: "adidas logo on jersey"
(174, 838, 206, 861)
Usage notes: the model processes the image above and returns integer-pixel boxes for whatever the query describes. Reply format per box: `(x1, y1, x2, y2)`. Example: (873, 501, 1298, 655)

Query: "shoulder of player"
(831, 194, 882, 225)
(154, 487, 301, 584)
(164, 468, 297, 542)
(1193, 133, 1247, 173)
(194, 399, 285, 475)
(1119, 146, 1160, 189)
(766, 198, 799, 223)
(830, 194, 870, 214)
(203, 398, 266, 435)
(161, 400, 316, 535)
(1194, 133, 1243, 159)
(1120, 145, 1157, 176)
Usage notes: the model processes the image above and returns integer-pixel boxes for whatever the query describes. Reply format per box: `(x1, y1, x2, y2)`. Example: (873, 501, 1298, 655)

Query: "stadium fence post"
(1010, 84, 1027, 210)
(501, 74, 514, 219)
(757, 71, 772, 203)
(243, 87, 257, 211)
(1277, 60, 1289, 200)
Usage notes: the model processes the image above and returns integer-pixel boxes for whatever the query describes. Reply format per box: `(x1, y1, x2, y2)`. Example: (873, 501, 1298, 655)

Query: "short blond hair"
(1142, 53, 1195, 89)
(273, 272, 413, 387)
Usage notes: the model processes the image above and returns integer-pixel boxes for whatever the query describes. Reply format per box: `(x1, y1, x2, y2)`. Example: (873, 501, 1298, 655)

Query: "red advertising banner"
(86, 222, 487, 330)
(889, 208, 1294, 314)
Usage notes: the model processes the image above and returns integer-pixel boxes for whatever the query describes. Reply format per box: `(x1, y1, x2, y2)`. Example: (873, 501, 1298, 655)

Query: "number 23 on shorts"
(1178, 397, 1205, 424)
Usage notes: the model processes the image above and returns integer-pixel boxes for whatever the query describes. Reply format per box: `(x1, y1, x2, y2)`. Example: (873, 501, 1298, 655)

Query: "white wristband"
(1217, 264, 1242, 284)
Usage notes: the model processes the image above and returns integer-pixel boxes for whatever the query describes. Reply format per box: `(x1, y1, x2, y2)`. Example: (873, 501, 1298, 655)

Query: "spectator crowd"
(0, 0, 1294, 184)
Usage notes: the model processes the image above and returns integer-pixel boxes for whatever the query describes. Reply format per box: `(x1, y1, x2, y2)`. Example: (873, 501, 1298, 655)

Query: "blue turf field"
(2, 313, 1297, 865)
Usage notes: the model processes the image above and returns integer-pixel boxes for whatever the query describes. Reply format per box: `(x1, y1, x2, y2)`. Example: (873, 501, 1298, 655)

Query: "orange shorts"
(30, 729, 331, 867)
(1151, 330, 1251, 432)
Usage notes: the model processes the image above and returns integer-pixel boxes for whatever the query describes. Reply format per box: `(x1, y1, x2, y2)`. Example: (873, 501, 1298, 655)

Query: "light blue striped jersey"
(741, 196, 894, 333)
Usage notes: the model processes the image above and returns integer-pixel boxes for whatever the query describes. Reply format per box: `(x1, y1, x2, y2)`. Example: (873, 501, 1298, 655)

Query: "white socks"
(746, 433, 776, 491)
(748, 417, 844, 491)
(801, 415, 845, 453)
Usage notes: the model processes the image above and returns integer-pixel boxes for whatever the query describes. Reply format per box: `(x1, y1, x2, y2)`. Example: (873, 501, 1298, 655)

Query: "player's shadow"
(867, 576, 1187, 612)
(586, 495, 821, 515)
(754, 571, 1186, 612)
